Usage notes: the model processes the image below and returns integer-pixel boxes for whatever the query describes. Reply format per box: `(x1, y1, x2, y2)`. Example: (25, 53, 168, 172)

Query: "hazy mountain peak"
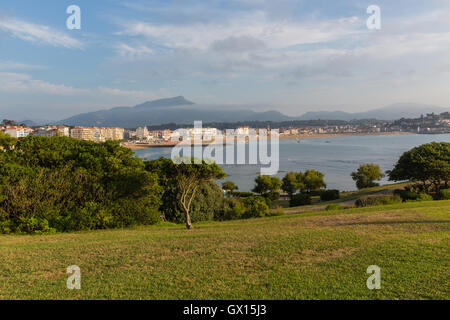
(134, 96, 195, 109)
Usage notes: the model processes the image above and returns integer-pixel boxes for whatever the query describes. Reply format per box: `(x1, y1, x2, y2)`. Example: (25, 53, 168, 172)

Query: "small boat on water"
(296, 138, 301, 143)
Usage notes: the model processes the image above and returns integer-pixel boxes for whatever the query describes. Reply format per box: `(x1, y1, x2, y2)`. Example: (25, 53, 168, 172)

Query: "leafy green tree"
(388, 142, 450, 192)
(190, 182, 225, 222)
(222, 181, 238, 197)
(303, 170, 326, 193)
(351, 163, 385, 190)
(146, 157, 226, 229)
(242, 196, 269, 218)
(0, 136, 162, 233)
(252, 175, 282, 201)
(0, 131, 15, 151)
(281, 172, 305, 199)
(218, 198, 246, 220)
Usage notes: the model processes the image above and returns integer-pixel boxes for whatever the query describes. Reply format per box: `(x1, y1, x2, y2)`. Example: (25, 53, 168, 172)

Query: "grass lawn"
(0, 200, 449, 300)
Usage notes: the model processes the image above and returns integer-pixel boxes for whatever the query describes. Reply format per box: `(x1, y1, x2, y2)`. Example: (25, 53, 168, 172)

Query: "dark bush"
(308, 190, 322, 197)
(320, 189, 340, 201)
(242, 196, 269, 218)
(230, 191, 254, 198)
(217, 198, 246, 220)
(437, 189, 450, 200)
(393, 189, 420, 201)
(289, 193, 312, 207)
(0, 136, 162, 233)
(355, 195, 402, 207)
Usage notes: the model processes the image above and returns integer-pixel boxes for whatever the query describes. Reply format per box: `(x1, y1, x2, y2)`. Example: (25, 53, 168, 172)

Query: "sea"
(134, 133, 450, 192)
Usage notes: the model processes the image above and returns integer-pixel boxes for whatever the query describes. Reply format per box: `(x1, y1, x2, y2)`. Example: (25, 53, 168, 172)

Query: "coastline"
(278, 131, 414, 140)
(123, 131, 415, 149)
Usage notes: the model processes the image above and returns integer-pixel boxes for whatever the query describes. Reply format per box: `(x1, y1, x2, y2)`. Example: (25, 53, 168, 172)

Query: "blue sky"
(0, 0, 449, 120)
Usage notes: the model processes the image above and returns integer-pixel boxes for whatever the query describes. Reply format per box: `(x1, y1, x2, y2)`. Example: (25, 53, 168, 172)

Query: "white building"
(57, 126, 70, 137)
(136, 126, 149, 140)
(4, 127, 31, 138)
(33, 126, 70, 137)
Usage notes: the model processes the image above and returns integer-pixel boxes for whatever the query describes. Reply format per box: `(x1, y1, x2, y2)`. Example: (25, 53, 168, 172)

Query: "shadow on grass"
(335, 220, 450, 226)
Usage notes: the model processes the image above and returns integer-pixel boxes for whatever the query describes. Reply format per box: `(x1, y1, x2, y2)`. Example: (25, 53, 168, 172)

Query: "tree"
(388, 142, 450, 193)
(175, 160, 226, 229)
(190, 182, 225, 222)
(0, 131, 15, 151)
(0, 136, 162, 233)
(351, 163, 385, 190)
(281, 171, 305, 199)
(252, 175, 282, 201)
(242, 196, 269, 218)
(303, 170, 326, 193)
(222, 181, 238, 196)
(146, 157, 226, 229)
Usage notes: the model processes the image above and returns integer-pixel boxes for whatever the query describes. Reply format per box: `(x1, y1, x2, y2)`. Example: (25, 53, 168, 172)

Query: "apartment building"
(109, 127, 124, 141)
(4, 127, 32, 138)
(70, 127, 124, 142)
(57, 126, 70, 137)
(71, 127, 94, 141)
(34, 128, 57, 137)
(33, 126, 70, 137)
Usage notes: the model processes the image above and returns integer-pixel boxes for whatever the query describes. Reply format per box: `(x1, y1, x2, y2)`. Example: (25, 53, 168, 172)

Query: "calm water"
(134, 134, 450, 192)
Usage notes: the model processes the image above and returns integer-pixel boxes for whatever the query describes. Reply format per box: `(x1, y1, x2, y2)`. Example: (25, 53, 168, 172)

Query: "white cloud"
(0, 16, 83, 49)
(117, 12, 362, 50)
(0, 72, 88, 95)
(115, 43, 154, 59)
(97, 86, 159, 100)
(0, 61, 46, 71)
(0, 72, 159, 101)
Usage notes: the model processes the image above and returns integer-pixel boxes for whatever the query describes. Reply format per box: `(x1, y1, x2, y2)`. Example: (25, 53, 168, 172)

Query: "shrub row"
(438, 189, 450, 200)
(289, 194, 312, 207)
(0, 136, 162, 234)
(320, 189, 340, 201)
(217, 196, 273, 220)
(355, 195, 402, 207)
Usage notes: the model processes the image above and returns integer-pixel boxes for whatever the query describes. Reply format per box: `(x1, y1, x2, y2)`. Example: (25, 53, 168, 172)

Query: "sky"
(0, 0, 450, 120)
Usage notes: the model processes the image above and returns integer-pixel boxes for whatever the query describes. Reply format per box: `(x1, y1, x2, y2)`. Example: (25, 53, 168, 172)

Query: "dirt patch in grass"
(291, 247, 361, 265)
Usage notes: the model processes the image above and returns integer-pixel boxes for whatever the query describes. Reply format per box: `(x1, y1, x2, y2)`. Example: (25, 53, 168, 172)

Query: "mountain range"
(55, 97, 449, 127)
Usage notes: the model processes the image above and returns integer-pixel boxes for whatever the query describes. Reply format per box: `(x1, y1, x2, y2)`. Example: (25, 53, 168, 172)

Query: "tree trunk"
(185, 210, 193, 229)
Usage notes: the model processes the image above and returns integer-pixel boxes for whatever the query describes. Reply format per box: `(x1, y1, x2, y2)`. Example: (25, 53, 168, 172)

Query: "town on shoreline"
(1, 111, 449, 149)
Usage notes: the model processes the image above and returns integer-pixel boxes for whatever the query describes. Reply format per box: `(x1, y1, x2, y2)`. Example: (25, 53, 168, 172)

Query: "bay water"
(134, 133, 450, 192)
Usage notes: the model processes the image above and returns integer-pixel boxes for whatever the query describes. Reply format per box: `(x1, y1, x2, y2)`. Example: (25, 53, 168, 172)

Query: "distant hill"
(296, 111, 353, 121)
(296, 103, 449, 121)
(57, 96, 292, 127)
(57, 98, 450, 127)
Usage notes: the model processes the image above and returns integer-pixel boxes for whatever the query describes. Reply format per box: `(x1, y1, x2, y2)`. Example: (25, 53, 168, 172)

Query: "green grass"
(0, 200, 449, 300)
